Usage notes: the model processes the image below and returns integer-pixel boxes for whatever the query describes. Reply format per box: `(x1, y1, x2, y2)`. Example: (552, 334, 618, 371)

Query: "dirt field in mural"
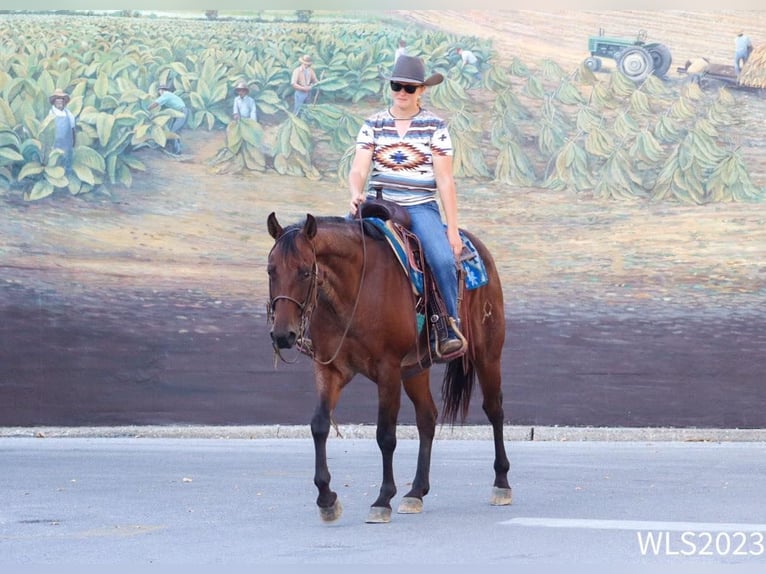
(2, 11, 766, 428)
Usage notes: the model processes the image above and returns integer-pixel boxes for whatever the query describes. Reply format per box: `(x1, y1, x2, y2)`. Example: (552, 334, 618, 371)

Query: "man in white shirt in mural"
(48, 89, 76, 172)
(456, 47, 481, 81)
(232, 81, 257, 121)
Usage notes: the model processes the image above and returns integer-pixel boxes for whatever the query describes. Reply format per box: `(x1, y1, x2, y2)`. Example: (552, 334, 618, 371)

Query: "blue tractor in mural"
(584, 28, 673, 82)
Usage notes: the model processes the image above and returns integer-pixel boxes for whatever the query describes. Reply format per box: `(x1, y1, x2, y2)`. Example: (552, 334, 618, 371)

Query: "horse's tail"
(441, 357, 476, 426)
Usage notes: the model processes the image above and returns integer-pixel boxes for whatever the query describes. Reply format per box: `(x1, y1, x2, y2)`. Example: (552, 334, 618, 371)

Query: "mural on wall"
(1, 10, 765, 428)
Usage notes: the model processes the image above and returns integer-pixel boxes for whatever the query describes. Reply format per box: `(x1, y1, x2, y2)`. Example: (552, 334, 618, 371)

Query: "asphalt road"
(1, 437, 765, 566)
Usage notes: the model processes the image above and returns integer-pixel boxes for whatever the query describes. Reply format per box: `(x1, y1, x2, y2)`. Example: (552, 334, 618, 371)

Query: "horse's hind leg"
(366, 366, 404, 524)
(476, 359, 512, 505)
(398, 370, 437, 514)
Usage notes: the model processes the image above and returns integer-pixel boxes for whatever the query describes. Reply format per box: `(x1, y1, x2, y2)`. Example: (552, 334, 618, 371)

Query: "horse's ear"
(267, 212, 283, 240)
(304, 214, 317, 240)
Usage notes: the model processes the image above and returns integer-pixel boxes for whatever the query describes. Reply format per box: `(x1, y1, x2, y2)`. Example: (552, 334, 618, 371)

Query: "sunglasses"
(390, 81, 420, 94)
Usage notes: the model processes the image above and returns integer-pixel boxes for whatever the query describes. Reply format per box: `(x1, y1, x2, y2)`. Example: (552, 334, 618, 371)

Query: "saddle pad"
(365, 217, 424, 294)
(456, 230, 489, 290)
(364, 217, 488, 292)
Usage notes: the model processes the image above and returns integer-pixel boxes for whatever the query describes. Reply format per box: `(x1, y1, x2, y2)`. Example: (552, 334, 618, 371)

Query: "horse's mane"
(278, 216, 386, 256)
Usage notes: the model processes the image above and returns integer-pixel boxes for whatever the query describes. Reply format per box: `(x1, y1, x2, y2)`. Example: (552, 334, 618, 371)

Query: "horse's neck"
(314, 228, 400, 312)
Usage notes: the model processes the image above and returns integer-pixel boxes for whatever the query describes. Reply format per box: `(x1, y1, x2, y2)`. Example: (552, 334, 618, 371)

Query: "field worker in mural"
(232, 80, 257, 121)
(683, 57, 710, 84)
(734, 30, 753, 76)
(148, 84, 189, 155)
(456, 47, 482, 81)
(456, 46, 478, 66)
(48, 89, 76, 172)
(347, 55, 467, 356)
(291, 54, 318, 115)
(394, 38, 408, 62)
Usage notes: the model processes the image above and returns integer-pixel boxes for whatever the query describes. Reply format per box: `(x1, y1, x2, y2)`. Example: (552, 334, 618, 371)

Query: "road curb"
(2, 425, 766, 442)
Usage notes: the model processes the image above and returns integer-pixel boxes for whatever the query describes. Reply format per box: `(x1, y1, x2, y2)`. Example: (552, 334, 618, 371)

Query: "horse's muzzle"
(270, 329, 297, 349)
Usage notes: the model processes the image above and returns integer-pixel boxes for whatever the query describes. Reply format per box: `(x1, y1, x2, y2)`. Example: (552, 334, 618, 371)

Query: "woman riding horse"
(347, 55, 466, 357)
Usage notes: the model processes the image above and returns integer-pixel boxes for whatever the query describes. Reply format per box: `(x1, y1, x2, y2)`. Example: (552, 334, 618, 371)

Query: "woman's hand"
(447, 226, 462, 260)
(349, 190, 366, 216)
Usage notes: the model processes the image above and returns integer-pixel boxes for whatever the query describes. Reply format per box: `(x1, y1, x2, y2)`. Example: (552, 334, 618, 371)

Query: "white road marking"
(501, 517, 766, 532)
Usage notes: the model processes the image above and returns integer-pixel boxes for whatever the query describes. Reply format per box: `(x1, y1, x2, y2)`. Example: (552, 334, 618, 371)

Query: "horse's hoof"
(491, 486, 513, 506)
(365, 506, 392, 523)
(397, 496, 424, 514)
(318, 499, 343, 523)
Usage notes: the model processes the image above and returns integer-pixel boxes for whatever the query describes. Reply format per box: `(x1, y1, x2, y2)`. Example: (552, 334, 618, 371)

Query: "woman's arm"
(347, 147, 373, 216)
(433, 153, 462, 259)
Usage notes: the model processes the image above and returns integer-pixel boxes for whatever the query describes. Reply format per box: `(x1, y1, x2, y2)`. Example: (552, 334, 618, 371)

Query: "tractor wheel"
(616, 46, 653, 82)
(646, 43, 672, 77)
(583, 56, 602, 72)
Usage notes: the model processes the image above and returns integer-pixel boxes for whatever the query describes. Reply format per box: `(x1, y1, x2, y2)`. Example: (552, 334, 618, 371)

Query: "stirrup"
(435, 317, 467, 359)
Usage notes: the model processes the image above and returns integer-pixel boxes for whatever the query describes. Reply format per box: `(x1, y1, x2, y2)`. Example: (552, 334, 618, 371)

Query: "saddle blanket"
(364, 217, 489, 294)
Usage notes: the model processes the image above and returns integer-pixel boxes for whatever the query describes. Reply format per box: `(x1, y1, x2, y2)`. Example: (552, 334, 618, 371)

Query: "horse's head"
(267, 212, 318, 350)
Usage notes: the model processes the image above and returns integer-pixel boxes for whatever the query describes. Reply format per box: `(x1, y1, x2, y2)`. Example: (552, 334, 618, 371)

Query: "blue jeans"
(735, 50, 749, 75)
(169, 108, 188, 154)
(294, 90, 310, 115)
(405, 201, 459, 319)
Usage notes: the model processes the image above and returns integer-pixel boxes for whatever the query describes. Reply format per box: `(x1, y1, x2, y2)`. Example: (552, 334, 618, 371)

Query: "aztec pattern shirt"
(355, 108, 453, 206)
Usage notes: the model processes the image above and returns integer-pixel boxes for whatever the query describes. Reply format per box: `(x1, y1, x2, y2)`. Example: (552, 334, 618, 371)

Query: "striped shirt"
(356, 108, 453, 206)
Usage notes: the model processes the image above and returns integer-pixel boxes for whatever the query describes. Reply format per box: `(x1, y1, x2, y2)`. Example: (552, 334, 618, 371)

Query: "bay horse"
(266, 211, 511, 523)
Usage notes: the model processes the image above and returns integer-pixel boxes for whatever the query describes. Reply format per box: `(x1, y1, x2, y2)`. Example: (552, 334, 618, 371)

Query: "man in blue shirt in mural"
(148, 84, 189, 155)
(734, 30, 753, 77)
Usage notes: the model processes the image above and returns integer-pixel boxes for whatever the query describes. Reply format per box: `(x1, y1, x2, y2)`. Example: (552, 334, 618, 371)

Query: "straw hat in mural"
(49, 88, 70, 104)
(233, 81, 250, 93)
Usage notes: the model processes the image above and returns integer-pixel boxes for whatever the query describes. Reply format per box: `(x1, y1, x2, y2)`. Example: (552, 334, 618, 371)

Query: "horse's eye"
(302, 269, 311, 279)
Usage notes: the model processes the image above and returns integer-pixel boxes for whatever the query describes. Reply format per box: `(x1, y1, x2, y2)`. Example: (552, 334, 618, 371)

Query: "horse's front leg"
(311, 370, 344, 523)
(366, 368, 402, 523)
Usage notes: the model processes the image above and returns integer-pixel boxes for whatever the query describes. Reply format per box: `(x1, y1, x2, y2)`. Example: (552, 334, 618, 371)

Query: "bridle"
(267, 218, 367, 366)
(266, 229, 317, 364)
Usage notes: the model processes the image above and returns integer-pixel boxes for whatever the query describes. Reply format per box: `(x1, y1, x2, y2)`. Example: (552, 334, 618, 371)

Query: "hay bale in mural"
(738, 44, 766, 88)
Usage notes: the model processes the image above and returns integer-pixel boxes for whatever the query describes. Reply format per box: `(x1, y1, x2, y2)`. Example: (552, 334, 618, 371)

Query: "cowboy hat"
(49, 88, 70, 104)
(233, 80, 250, 93)
(385, 55, 443, 87)
(299, 54, 313, 65)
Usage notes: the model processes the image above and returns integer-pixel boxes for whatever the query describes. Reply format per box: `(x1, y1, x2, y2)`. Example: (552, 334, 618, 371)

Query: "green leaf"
(525, 76, 545, 99)
(189, 92, 206, 109)
(94, 72, 109, 100)
(119, 155, 146, 171)
(17, 161, 44, 180)
(239, 119, 264, 147)
(0, 98, 17, 128)
(19, 138, 43, 162)
(225, 121, 242, 154)
(150, 124, 167, 146)
(28, 179, 55, 201)
(73, 164, 96, 185)
(0, 147, 24, 163)
(73, 146, 106, 172)
(96, 112, 115, 148)
(115, 161, 133, 187)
